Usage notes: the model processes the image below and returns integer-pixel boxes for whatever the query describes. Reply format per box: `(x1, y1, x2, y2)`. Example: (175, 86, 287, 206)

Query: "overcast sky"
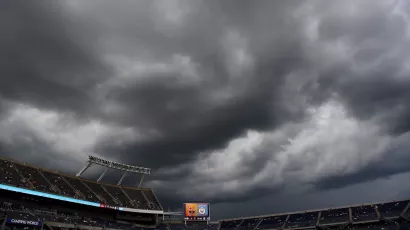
(1, 0, 410, 220)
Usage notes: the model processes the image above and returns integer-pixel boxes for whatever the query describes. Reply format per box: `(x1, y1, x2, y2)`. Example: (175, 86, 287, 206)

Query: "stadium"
(3, 1, 410, 230)
(0, 155, 409, 230)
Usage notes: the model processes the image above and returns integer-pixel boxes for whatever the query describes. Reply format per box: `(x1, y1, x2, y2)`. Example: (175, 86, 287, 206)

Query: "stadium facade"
(0, 156, 409, 230)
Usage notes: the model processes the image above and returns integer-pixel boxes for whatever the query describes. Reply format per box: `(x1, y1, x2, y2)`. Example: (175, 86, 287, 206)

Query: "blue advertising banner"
(0, 184, 163, 214)
(0, 184, 100, 207)
(6, 218, 42, 226)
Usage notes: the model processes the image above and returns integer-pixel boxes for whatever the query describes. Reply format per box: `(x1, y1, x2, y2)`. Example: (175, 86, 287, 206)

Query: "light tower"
(76, 155, 151, 187)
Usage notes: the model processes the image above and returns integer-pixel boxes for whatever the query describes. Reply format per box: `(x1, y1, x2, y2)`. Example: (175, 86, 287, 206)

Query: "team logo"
(198, 207, 206, 215)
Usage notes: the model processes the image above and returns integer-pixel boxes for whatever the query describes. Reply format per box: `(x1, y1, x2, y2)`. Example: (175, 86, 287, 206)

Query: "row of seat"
(167, 223, 218, 230)
(220, 201, 410, 230)
(0, 158, 162, 211)
(1, 200, 216, 230)
(0, 201, 133, 229)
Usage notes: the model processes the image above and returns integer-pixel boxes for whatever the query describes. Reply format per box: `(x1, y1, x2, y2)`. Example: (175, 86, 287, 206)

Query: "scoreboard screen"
(183, 203, 210, 221)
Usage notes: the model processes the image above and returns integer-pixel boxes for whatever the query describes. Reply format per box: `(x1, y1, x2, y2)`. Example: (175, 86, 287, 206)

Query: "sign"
(184, 203, 210, 221)
(100, 203, 120, 210)
(6, 219, 42, 226)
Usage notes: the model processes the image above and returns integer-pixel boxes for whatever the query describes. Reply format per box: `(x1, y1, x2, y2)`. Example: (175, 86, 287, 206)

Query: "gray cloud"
(0, 0, 109, 118)
(1, 0, 410, 219)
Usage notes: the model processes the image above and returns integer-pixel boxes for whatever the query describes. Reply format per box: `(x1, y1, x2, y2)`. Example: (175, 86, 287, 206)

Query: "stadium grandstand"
(0, 156, 165, 230)
(0, 155, 409, 230)
(219, 200, 410, 230)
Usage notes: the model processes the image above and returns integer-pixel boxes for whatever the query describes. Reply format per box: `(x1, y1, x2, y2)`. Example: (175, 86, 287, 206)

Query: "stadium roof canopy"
(77, 155, 151, 186)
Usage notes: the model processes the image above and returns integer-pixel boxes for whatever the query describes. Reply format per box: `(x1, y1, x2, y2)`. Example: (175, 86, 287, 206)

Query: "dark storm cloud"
(336, 77, 410, 134)
(2, 0, 410, 219)
(0, 99, 9, 118)
(98, 55, 307, 169)
(0, 0, 109, 116)
(210, 172, 410, 219)
(312, 0, 410, 135)
(88, 0, 311, 169)
(142, 0, 410, 208)
(317, 151, 410, 190)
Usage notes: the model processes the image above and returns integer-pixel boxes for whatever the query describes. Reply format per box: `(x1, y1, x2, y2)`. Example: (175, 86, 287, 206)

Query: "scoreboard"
(183, 203, 210, 221)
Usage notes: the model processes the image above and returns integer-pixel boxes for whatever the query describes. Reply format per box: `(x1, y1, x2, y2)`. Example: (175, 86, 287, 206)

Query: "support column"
(97, 168, 109, 182)
(138, 174, 145, 188)
(117, 172, 127, 185)
(253, 218, 263, 230)
(401, 201, 410, 217)
(76, 162, 92, 177)
(281, 215, 290, 229)
(316, 211, 322, 226)
(374, 205, 381, 220)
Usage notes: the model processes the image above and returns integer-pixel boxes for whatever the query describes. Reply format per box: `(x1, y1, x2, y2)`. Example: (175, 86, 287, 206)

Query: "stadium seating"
(0, 159, 29, 188)
(319, 208, 350, 225)
(403, 203, 410, 220)
(0, 200, 135, 229)
(41, 170, 81, 199)
(236, 217, 262, 230)
(167, 222, 219, 230)
(0, 158, 162, 211)
(142, 189, 162, 210)
(186, 222, 218, 230)
(81, 180, 117, 205)
(353, 221, 399, 230)
(351, 205, 378, 223)
(220, 219, 243, 230)
(103, 184, 135, 208)
(376, 201, 409, 219)
(256, 215, 287, 229)
(221, 200, 410, 230)
(285, 211, 319, 229)
(124, 188, 151, 210)
(207, 223, 219, 230)
(62, 174, 101, 203)
(150, 224, 169, 230)
(169, 223, 186, 230)
(132, 224, 169, 230)
(13, 164, 54, 194)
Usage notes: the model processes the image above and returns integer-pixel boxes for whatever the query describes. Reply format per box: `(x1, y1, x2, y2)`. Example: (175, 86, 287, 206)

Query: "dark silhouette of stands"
(0, 200, 135, 229)
(237, 217, 262, 230)
(220, 219, 243, 230)
(284, 211, 319, 229)
(219, 200, 410, 230)
(256, 215, 288, 229)
(0, 157, 162, 211)
(320, 208, 350, 225)
(167, 222, 219, 230)
(376, 201, 409, 219)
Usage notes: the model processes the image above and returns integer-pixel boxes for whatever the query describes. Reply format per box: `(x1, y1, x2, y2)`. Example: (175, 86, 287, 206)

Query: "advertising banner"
(184, 203, 210, 221)
(6, 219, 42, 226)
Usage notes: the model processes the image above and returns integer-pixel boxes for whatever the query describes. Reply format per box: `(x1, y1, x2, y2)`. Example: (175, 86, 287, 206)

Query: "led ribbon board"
(0, 184, 163, 214)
